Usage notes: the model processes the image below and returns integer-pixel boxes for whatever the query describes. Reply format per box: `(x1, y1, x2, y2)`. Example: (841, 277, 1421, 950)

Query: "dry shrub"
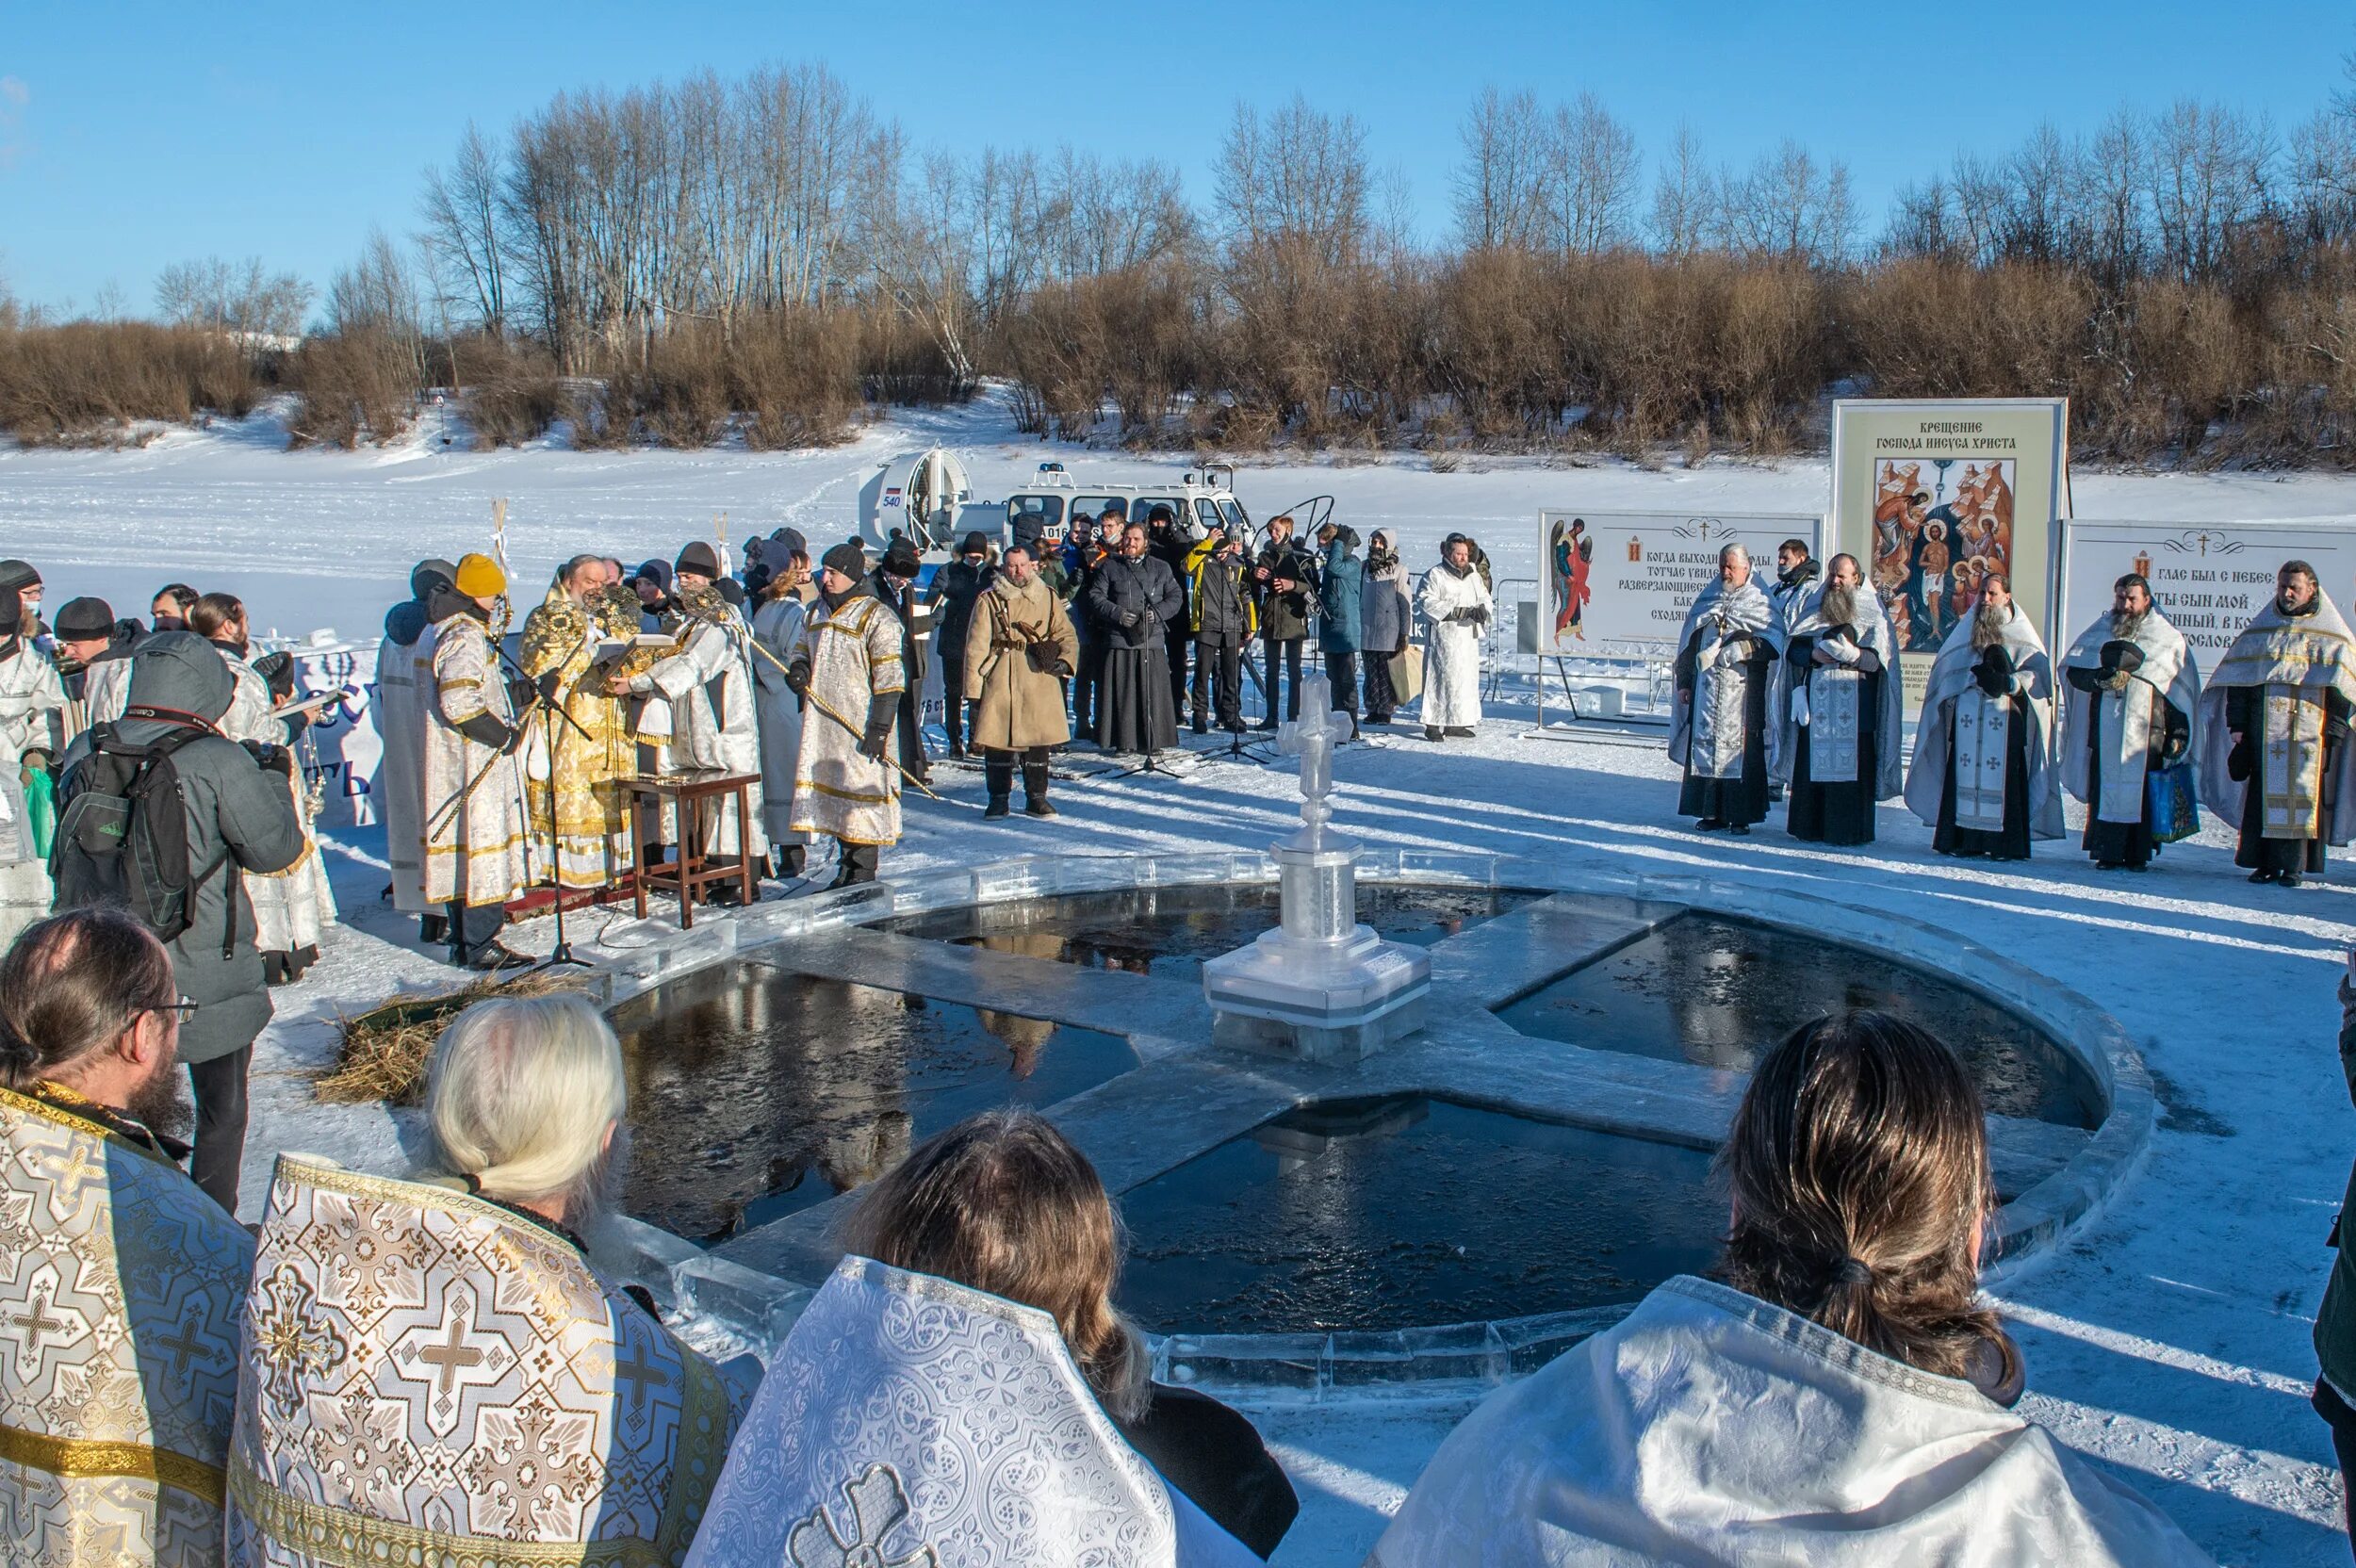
(288, 328, 418, 448)
(733, 308, 862, 448)
(315, 969, 586, 1106)
(451, 335, 564, 448)
(0, 321, 265, 446)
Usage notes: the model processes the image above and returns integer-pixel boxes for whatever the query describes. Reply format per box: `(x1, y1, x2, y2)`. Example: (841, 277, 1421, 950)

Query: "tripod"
(496, 642, 599, 972)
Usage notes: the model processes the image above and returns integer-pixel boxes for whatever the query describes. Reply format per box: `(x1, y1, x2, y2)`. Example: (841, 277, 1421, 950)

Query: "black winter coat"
(1194, 553, 1256, 646)
(1112, 1382, 1299, 1560)
(926, 559, 995, 665)
(1087, 554, 1184, 650)
(1255, 539, 1317, 641)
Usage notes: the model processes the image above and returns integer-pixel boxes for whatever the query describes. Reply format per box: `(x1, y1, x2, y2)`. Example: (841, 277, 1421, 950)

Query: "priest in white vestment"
(1415, 533, 1492, 742)
(750, 554, 811, 879)
(3, 909, 254, 1568)
(1778, 553, 1905, 846)
(2198, 560, 2356, 888)
(2060, 572, 2201, 871)
(630, 543, 765, 898)
(423, 554, 532, 969)
(1906, 572, 2064, 858)
(1669, 544, 1776, 834)
(788, 543, 905, 889)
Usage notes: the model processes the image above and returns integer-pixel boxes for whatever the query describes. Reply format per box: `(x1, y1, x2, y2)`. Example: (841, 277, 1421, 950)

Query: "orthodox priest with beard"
(1086, 520, 1183, 755)
(1, 911, 255, 1568)
(2198, 561, 2356, 888)
(1779, 555, 1904, 845)
(2060, 573, 2200, 872)
(1670, 544, 1776, 835)
(1904, 574, 2064, 859)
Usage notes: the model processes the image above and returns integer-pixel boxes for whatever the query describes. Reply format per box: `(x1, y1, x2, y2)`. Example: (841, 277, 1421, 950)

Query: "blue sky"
(2, 0, 2349, 318)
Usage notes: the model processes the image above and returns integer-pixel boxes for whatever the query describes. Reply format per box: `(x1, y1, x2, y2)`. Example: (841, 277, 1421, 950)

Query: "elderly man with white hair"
(229, 993, 752, 1566)
(1670, 544, 1777, 835)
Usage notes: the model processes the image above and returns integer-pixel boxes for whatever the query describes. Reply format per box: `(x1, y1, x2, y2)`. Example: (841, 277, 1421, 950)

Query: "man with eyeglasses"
(0, 907, 256, 1565)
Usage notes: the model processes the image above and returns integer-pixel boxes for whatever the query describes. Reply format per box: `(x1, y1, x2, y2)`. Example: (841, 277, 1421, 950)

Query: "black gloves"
(253, 650, 297, 703)
(2097, 639, 2143, 678)
(859, 692, 896, 764)
(456, 711, 517, 753)
(535, 671, 564, 705)
(1447, 607, 1479, 624)
(785, 660, 810, 694)
(1025, 643, 1071, 677)
(1974, 662, 2009, 698)
(240, 740, 293, 776)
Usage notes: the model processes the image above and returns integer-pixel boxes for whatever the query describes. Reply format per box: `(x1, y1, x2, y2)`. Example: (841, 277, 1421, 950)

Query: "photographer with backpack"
(49, 630, 303, 1216)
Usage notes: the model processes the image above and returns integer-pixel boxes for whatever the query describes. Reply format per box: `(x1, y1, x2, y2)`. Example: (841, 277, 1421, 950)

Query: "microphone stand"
(494, 639, 598, 972)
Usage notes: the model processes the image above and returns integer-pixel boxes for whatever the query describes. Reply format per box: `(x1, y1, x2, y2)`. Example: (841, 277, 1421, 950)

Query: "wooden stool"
(621, 772, 760, 929)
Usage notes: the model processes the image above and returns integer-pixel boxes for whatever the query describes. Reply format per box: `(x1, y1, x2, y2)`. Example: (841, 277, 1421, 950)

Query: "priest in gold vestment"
(228, 993, 750, 1567)
(518, 555, 635, 889)
(2, 909, 254, 1568)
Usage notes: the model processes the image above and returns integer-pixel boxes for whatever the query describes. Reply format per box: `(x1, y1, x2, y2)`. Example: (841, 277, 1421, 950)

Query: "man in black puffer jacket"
(924, 532, 996, 759)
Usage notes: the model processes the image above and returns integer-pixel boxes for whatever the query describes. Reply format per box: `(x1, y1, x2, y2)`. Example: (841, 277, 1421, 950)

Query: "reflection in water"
(1495, 915, 2097, 1126)
(1117, 1097, 1725, 1335)
(610, 965, 1137, 1242)
(886, 884, 1544, 983)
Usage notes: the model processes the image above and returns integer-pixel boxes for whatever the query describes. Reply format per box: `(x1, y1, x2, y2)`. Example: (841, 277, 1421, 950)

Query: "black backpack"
(53, 720, 233, 956)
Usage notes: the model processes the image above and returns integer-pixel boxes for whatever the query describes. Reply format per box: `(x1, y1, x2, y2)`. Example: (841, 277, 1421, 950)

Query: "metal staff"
(738, 632, 956, 807)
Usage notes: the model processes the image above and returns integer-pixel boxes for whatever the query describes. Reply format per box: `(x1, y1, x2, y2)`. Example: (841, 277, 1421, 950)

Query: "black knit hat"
(674, 541, 722, 580)
(634, 559, 674, 592)
(822, 542, 868, 580)
(0, 560, 38, 594)
(54, 596, 114, 640)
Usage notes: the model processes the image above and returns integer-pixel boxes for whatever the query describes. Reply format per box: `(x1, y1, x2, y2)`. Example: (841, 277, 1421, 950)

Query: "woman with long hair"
(688, 1109, 1296, 1567)
(1371, 1010, 2212, 1566)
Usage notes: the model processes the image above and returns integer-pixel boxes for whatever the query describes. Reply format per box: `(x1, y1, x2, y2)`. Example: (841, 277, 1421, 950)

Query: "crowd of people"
(3, 905, 2232, 1564)
(1671, 539, 2356, 884)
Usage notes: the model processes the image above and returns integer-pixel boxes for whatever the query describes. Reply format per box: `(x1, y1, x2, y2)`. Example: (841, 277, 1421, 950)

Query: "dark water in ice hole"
(1494, 913, 2098, 1127)
(883, 883, 1545, 983)
(609, 963, 1137, 1243)
(1117, 1097, 1726, 1335)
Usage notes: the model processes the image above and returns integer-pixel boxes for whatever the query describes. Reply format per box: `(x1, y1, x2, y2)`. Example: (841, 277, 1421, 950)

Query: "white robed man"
(1416, 532, 1493, 743)
(374, 561, 455, 946)
(1669, 544, 1777, 834)
(2060, 572, 2201, 872)
(2, 909, 255, 1568)
(1905, 572, 2064, 859)
(227, 993, 750, 1568)
(788, 542, 906, 889)
(629, 542, 766, 905)
(1779, 553, 1905, 846)
(750, 545, 812, 879)
(188, 592, 339, 987)
(517, 553, 634, 890)
(423, 553, 532, 969)
(1763, 537, 1822, 797)
(2198, 559, 2356, 889)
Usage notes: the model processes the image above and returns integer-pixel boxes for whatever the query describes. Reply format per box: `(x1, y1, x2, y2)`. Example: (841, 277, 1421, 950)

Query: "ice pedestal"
(1203, 678, 1430, 1062)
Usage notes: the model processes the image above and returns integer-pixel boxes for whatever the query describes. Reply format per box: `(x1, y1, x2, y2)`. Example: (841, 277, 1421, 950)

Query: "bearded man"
(1, 910, 254, 1567)
(423, 554, 532, 968)
(2060, 573, 2201, 872)
(630, 543, 765, 903)
(518, 554, 634, 889)
(376, 561, 456, 944)
(1670, 544, 1776, 834)
(1779, 554, 1905, 846)
(2199, 560, 2356, 888)
(1904, 573, 2063, 859)
(966, 542, 1080, 817)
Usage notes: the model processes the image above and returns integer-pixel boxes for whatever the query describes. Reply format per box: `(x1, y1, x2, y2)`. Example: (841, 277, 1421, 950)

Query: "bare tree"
(154, 255, 313, 340)
(1214, 94, 1370, 266)
(1649, 123, 1715, 255)
(1721, 140, 1856, 264)
(1453, 86, 1547, 250)
(419, 123, 508, 335)
(2143, 99, 2275, 281)
(1545, 92, 1641, 253)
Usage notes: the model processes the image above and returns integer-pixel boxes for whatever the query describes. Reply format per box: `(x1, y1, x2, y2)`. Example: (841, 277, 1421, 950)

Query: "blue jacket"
(1318, 533, 1365, 654)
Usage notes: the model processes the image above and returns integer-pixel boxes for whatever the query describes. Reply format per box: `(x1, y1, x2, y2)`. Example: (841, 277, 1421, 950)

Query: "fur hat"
(411, 558, 458, 600)
(821, 542, 868, 581)
(0, 560, 39, 595)
(54, 596, 114, 640)
(881, 536, 922, 579)
(674, 541, 722, 580)
(453, 553, 506, 598)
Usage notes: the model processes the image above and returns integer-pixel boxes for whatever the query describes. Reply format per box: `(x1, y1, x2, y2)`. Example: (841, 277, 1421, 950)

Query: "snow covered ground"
(8, 395, 2356, 1565)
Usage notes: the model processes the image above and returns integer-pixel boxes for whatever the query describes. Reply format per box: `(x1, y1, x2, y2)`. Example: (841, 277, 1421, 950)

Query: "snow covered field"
(8, 394, 2356, 1564)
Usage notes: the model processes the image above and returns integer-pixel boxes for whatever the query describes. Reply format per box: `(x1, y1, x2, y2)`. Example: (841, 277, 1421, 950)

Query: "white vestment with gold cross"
(1, 1082, 254, 1568)
(225, 1154, 749, 1568)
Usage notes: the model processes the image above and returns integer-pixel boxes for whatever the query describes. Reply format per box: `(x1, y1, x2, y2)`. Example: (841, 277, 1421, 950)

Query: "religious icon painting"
(1870, 457, 2016, 655)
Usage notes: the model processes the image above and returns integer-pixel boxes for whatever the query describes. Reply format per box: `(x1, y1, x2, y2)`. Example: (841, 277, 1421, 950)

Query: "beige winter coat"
(963, 575, 1080, 752)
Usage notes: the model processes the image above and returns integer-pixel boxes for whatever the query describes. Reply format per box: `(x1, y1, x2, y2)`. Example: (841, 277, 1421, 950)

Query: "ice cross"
(1279, 675, 1350, 829)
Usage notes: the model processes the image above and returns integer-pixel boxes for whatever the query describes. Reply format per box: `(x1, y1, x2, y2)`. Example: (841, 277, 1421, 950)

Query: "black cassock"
(2224, 684, 2351, 876)
(1088, 553, 1183, 753)
(1785, 632, 1885, 846)
(1934, 697, 2032, 859)
(1674, 632, 1775, 827)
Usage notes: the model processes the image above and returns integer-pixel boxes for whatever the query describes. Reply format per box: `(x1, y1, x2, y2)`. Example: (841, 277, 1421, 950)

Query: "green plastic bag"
(24, 766, 54, 859)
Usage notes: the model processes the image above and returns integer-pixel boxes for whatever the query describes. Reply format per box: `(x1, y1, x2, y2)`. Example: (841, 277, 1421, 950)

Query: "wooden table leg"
(737, 782, 755, 906)
(631, 792, 648, 920)
(677, 792, 697, 931)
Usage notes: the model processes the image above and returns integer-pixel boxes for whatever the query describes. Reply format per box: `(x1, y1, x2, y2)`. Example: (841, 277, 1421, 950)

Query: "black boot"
(419, 912, 448, 945)
(844, 843, 880, 885)
(1425, 726, 1444, 742)
(985, 796, 1011, 819)
(984, 757, 1015, 818)
(1023, 758, 1055, 817)
(780, 842, 806, 878)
